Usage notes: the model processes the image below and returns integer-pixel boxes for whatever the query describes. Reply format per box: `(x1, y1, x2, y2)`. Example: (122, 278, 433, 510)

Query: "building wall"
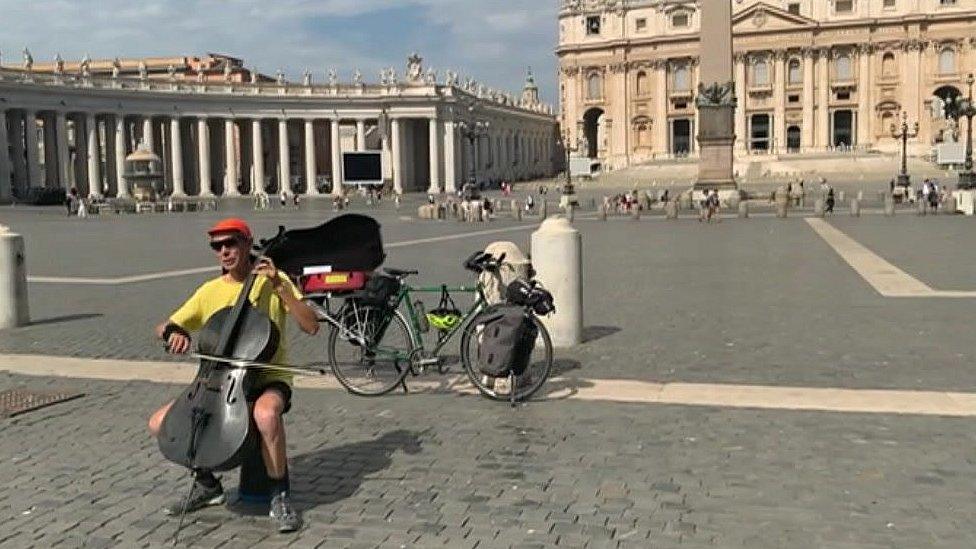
(558, 0, 976, 169)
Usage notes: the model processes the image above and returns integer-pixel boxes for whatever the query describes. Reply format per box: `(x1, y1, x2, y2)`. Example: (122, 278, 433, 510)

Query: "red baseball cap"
(207, 218, 252, 240)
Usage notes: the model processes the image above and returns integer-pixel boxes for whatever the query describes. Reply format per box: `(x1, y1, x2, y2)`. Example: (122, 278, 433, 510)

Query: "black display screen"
(342, 152, 383, 184)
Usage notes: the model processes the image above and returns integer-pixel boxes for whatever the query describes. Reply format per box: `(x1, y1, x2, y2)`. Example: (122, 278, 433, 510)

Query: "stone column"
(428, 117, 441, 194)
(330, 118, 342, 195)
(43, 114, 58, 188)
(115, 114, 129, 198)
(802, 49, 815, 152)
(198, 117, 212, 197)
(904, 42, 922, 132)
(24, 111, 42, 189)
(817, 48, 831, 149)
(695, 2, 735, 189)
(223, 119, 239, 197)
(10, 113, 27, 195)
(857, 45, 872, 147)
(734, 54, 747, 153)
(356, 119, 366, 151)
(169, 116, 184, 197)
(381, 124, 393, 186)
(278, 119, 290, 194)
(56, 112, 71, 189)
(251, 119, 266, 195)
(653, 60, 669, 156)
(391, 118, 403, 194)
(444, 119, 457, 193)
(0, 109, 11, 201)
(143, 116, 155, 151)
(304, 119, 319, 196)
(773, 52, 787, 154)
(86, 113, 102, 198)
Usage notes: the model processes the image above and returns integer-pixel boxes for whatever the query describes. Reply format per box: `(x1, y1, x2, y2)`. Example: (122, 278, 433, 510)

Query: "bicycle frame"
(399, 284, 488, 357)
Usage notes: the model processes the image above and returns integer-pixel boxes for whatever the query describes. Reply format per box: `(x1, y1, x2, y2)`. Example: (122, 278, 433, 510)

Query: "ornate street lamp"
(561, 126, 577, 199)
(944, 73, 976, 189)
(890, 111, 919, 188)
(457, 102, 490, 189)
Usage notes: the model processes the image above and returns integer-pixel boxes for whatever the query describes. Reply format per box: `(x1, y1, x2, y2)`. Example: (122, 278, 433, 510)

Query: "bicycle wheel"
(460, 312, 553, 402)
(328, 303, 416, 396)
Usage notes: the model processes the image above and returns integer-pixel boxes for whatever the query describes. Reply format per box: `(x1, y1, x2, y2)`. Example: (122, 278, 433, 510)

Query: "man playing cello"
(147, 218, 319, 532)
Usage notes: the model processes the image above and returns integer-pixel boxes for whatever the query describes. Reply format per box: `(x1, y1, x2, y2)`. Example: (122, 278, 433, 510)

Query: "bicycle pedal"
(417, 357, 440, 367)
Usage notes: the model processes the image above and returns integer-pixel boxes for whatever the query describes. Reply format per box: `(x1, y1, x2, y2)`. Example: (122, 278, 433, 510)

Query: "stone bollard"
(917, 200, 927, 216)
(884, 194, 895, 217)
(510, 200, 519, 219)
(814, 199, 825, 218)
(776, 197, 789, 218)
(665, 200, 678, 220)
(0, 226, 30, 329)
(531, 217, 582, 348)
(738, 200, 749, 219)
(540, 200, 548, 219)
(850, 198, 861, 217)
(567, 204, 575, 223)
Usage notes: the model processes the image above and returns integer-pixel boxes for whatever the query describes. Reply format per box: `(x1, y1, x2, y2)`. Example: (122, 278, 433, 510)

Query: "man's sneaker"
(163, 480, 225, 516)
(269, 492, 302, 533)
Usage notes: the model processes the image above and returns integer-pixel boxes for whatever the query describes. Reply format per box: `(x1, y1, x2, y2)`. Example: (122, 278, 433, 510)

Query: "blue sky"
(0, 0, 558, 103)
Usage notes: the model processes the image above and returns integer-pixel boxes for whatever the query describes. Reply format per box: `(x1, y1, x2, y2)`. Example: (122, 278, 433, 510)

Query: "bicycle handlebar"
(463, 251, 506, 274)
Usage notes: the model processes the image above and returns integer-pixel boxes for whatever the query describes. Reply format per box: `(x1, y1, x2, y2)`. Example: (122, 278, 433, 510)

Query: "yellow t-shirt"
(169, 272, 303, 386)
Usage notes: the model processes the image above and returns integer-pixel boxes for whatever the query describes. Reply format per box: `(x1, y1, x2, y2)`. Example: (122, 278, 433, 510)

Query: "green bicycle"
(313, 252, 554, 403)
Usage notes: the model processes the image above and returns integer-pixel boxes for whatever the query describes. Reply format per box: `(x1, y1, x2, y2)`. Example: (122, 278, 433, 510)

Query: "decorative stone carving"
(138, 60, 148, 81)
(696, 81, 737, 108)
(425, 68, 436, 85)
(22, 47, 33, 72)
(445, 70, 458, 86)
(53, 53, 64, 76)
(406, 52, 423, 83)
(302, 68, 312, 86)
(328, 68, 338, 86)
(353, 68, 363, 85)
(167, 64, 176, 81)
(276, 69, 285, 85)
(112, 57, 122, 79)
(80, 54, 92, 79)
(196, 69, 205, 83)
(223, 62, 232, 82)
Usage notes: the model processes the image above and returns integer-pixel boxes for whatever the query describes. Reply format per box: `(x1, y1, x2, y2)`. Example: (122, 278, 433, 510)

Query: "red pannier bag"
(301, 271, 369, 294)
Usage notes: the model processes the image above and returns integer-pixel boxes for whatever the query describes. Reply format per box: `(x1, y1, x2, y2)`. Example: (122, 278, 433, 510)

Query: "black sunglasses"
(209, 237, 241, 252)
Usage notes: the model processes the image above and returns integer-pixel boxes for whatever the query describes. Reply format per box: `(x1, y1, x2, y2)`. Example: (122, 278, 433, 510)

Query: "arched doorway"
(832, 110, 854, 147)
(582, 107, 604, 159)
(787, 125, 801, 153)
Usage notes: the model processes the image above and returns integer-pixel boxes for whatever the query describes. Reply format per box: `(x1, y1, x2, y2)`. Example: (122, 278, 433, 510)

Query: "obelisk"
(695, 0, 737, 190)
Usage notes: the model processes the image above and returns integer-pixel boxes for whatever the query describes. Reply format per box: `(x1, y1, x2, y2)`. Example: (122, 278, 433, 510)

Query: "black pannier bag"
(475, 305, 539, 377)
(265, 214, 386, 278)
(358, 274, 401, 309)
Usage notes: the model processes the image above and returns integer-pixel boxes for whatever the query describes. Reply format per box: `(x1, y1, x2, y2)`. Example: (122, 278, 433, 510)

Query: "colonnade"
(0, 108, 556, 202)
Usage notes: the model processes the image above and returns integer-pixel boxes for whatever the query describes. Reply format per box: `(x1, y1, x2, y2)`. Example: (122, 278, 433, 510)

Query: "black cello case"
(266, 214, 386, 277)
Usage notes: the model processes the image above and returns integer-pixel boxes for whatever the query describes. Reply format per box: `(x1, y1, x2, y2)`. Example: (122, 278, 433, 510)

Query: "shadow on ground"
(289, 429, 424, 512)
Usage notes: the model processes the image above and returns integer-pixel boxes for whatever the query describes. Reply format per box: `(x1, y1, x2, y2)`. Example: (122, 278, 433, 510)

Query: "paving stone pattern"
(1, 372, 975, 548)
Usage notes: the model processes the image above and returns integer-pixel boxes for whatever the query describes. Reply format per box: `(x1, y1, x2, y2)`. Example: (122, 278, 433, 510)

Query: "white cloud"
(0, 0, 557, 102)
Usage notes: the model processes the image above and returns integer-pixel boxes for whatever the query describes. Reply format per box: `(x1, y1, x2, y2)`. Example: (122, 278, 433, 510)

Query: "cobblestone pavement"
(2, 372, 976, 549)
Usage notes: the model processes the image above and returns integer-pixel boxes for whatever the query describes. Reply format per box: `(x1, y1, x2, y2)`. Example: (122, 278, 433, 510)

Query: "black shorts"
(247, 380, 292, 414)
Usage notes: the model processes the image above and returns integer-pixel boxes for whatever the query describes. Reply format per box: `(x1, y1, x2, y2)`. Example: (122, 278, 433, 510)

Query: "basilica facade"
(558, 0, 976, 169)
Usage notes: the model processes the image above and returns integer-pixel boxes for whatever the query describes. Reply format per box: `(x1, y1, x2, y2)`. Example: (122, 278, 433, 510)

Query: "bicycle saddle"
(384, 267, 419, 277)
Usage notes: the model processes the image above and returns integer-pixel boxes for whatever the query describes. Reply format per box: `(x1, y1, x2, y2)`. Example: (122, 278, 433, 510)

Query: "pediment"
(732, 3, 817, 33)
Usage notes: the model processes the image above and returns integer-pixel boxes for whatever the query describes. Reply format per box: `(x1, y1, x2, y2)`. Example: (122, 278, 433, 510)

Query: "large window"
(587, 73, 603, 100)
(835, 54, 852, 80)
(882, 52, 896, 77)
(835, 0, 854, 13)
(672, 13, 689, 28)
(586, 16, 601, 36)
(788, 59, 802, 84)
(636, 71, 649, 96)
(939, 48, 956, 75)
(673, 64, 690, 91)
(753, 59, 769, 86)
